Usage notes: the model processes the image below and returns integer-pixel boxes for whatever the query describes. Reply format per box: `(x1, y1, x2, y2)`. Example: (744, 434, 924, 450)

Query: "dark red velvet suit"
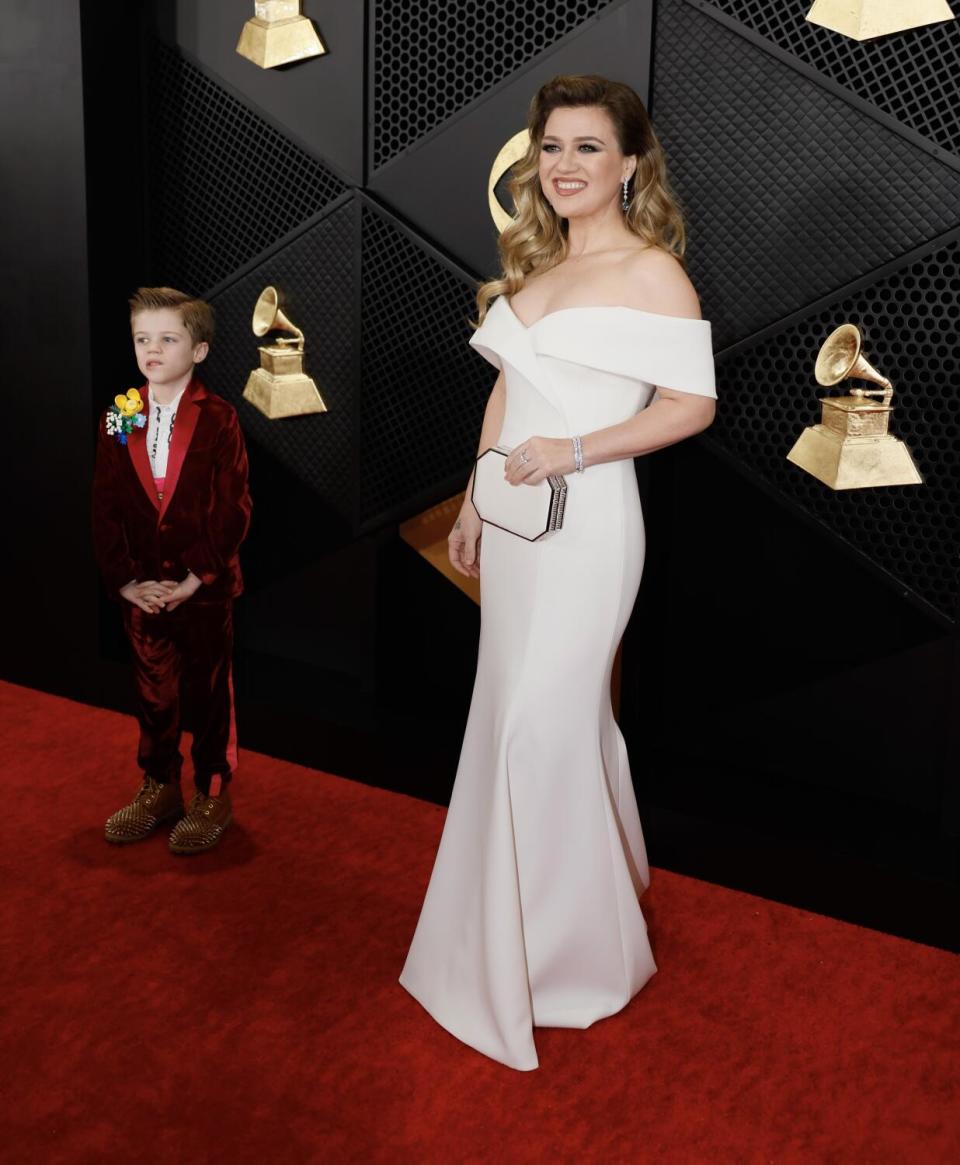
(92, 379, 252, 790)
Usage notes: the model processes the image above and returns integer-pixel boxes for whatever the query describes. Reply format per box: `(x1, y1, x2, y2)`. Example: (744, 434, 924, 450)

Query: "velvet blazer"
(92, 379, 252, 601)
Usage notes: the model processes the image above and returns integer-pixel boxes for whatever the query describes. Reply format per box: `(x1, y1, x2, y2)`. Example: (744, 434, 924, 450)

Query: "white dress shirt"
(146, 386, 186, 480)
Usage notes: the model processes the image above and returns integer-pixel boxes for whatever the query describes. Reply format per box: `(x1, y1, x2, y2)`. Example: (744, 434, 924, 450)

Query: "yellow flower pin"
(114, 388, 143, 417)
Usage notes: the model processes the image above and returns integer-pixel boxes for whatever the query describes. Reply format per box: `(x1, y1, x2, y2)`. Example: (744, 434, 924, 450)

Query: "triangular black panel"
(204, 199, 358, 522)
(707, 0, 960, 159)
(653, 1, 960, 350)
(370, 0, 654, 277)
(146, 40, 348, 295)
(370, 0, 619, 171)
(711, 234, 960, 618)
(149, 5, 366, 184)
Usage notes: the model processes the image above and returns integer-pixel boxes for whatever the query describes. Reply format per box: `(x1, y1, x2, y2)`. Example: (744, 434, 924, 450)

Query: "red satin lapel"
(158, 383, 202, 520)
(126, 384, 159, 511)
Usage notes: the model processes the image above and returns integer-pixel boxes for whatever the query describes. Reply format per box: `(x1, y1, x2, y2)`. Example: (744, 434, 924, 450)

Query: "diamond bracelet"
(572, 434, 584, 474)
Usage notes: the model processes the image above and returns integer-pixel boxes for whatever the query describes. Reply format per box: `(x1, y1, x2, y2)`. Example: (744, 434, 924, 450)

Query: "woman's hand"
(448, 502, 482, 579)
(503, 436, 576, 485)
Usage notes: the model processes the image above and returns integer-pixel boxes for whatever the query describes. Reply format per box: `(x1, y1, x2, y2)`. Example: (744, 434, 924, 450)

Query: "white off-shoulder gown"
(399, 298, 717, 1071)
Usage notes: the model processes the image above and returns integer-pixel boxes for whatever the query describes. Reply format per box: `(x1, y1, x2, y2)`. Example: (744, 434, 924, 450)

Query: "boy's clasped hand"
(119, 572, 202, 614)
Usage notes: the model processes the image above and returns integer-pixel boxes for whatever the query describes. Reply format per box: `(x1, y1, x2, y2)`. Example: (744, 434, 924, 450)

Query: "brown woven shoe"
(105, 776, 184, 844)
(168, 788, 232, 855)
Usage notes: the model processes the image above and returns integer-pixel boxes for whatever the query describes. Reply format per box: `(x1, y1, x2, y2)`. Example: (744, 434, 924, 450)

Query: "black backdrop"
(2, 0, 958, 950)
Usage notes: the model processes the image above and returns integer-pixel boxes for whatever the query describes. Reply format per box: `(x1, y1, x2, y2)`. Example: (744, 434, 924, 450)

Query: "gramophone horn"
(243, 284, 326, 419)
(815, 323, 890, 391)
(251, 285, 304, 346)
(786, 319, 920, 489)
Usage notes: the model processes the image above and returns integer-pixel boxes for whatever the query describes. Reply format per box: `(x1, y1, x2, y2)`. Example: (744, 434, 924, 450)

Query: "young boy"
(93, 287, 252, 853)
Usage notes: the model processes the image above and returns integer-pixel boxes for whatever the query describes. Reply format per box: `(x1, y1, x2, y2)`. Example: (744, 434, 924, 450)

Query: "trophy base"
(243, 369, 327, 420)
(786, 425, 922, 489)
(236, 16, 326, 69)
(806, 0, 955, 42)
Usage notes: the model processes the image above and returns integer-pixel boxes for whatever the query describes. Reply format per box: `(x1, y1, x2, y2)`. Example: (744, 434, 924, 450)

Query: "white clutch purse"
(471, 445, 568, 542)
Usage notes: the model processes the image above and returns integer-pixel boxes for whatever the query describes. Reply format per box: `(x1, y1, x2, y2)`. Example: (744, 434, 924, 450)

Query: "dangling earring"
(621, 177, 630, 212)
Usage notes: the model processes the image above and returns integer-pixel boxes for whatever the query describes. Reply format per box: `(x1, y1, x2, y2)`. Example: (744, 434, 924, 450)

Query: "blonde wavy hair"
(476, 74, 688, 325)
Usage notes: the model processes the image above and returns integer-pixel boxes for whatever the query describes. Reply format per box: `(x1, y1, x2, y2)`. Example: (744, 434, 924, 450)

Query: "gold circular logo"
(487, 130, 531, 233)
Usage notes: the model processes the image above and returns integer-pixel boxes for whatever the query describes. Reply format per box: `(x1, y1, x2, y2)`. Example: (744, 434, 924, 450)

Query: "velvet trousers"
(123, 600, 237, 793)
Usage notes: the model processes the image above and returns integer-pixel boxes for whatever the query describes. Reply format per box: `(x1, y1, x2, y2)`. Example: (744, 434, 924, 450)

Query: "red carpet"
(0, 679, 957, 1163)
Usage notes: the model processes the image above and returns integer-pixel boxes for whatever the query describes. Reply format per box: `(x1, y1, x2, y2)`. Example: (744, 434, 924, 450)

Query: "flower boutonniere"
(105, 389, 147, 445)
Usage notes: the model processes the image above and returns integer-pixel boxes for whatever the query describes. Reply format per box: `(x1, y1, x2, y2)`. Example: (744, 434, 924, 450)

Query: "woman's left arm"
(503, 391, 715, 485)
(505, 249, 715, 485)
(587, 388, 715, 461)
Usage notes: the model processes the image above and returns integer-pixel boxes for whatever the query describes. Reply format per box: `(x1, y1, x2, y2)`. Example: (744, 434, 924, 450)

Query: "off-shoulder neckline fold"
(501, 296, 709, 330)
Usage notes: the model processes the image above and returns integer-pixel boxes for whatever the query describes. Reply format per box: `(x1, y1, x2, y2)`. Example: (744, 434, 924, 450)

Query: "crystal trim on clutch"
(472, 445, 568, 542)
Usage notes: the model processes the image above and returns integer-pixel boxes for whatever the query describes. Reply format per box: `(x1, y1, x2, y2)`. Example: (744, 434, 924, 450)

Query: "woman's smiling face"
(538, 105, 636, 220)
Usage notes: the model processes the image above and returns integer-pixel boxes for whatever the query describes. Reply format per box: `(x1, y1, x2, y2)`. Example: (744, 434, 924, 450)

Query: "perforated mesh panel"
(147, 40, 347, 295)
(707, 0, 960, 158)
(712, 237, 960, 617)
(371, 0, 615, 169)
(653, 0, 960, 352)
(652, 0, 960, 618)
(202, 201, 358, 520)
(358, 204, 492, 525)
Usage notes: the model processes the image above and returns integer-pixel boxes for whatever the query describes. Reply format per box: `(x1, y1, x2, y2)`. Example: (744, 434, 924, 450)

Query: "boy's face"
(132, 308, 208, 387)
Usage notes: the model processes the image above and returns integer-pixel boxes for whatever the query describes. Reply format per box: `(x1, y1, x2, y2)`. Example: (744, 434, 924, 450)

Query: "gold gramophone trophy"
(786, 323, 921, 489)
(236, 1, 326, 69)
(487, 129, 530, 233)
(242, 286, 327, 420)
(806, 1, 955, 41)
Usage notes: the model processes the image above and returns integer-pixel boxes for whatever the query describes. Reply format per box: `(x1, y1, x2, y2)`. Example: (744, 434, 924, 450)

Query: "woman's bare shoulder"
(620, 246, 703, 320)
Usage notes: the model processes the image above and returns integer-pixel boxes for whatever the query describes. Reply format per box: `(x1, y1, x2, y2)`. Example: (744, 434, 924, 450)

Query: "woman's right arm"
(448, 370, 506, 578)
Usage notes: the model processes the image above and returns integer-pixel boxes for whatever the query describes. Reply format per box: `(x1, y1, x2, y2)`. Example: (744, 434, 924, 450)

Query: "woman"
(399, 75, 717, 1071)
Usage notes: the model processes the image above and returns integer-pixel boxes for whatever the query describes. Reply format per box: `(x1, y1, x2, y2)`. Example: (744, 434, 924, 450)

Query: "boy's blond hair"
(129, 287, 215, 346)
